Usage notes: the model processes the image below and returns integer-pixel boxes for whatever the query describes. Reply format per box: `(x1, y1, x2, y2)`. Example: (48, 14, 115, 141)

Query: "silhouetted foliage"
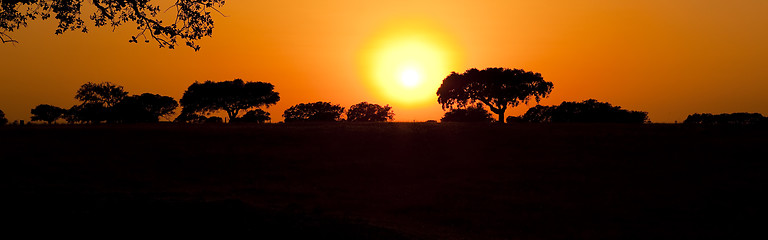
(67, 103, 110, 124)
(441, 103, 493, 122)
(204, 116, 223, 123)
(179, 79, 280, 122)
(75, 82, 128, 108)
(232, 109, 271, 123)
(437, 67, 554, 123)
(346, 102, 394, 122)
(0, 109, 7, 125)
(683, 113, 765, 125)
(283, 101, 344, 122)
(0, 0, 225, 50)
(30, 104, 66, 124)
(173, 110, 208, 123)
(521, 99, 648, 123)
(113, 93, 178, 123)
(505, 116, 524, 123)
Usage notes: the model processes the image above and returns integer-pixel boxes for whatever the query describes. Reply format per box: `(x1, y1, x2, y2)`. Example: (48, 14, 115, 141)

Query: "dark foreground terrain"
(1, 123, 765, 239)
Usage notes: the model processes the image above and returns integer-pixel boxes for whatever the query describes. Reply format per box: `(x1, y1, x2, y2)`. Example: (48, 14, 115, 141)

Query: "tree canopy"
(437, 67, 553, 123)
(441, 103, 493, 122)
(283, 101, 344, 122)
(346, 102, 394, 122)
(75, 82, 128, 108)
(179, 79, 280, 122)
(30, 104, 67, 124)
(1, 0, 225, 50)
(113, 93, 178, 123)
(521, 99, 648, 123)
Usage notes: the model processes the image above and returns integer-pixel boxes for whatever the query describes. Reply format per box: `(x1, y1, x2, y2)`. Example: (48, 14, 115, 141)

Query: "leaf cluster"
(1, 0, 225, 50)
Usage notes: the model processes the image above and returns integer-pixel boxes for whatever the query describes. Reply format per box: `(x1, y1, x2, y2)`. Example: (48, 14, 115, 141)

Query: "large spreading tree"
(179, 79, 280, 122)
(0, 0, 225, 50)
(437, 67, 554, 123)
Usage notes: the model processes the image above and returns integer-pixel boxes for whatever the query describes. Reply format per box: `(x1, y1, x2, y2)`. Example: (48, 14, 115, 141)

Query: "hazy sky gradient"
(2, 0, 767, 122)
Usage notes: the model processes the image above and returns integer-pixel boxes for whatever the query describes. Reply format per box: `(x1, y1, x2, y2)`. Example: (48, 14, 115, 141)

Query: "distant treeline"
(683, 113, 768, 126)
(1, 67, 765, 125)
(0, 79, 394, 125)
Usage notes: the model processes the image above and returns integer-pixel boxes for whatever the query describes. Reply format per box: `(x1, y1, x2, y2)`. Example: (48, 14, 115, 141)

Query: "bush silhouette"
(522, 99, 648, 123)
(30, 104, 67, 124)
(683, 113, 765, 125)
(113, 93, 178, 123)
(283, 102, 344, 122)
(437, 67, 553, 123)
(232, 109, 271, 123)
(179, 79, 279, 123)
(441, 103, 493, 122)
(346, 102, 394, 122)
(204, 116, 224, 124)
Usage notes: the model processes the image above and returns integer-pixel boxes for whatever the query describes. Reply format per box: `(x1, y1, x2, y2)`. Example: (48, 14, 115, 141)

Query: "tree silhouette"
(283, 102, 345, 122)
(346, 102, 393, 122)
(441, 103, 493, 122)
(231, 109, 271, 123)
(30, 104, 66, 124)
(521, 99, 648, 123)
(67, 103, 109, 124)
(75, 82, 128, 108)
(179, 79, 280, 122)
(1, 0, 225, 50)
(71, 82, 127, 123)
(437, 68, 553, 123)
(113, 93, 178, 123)
(0, 109, 7, 125)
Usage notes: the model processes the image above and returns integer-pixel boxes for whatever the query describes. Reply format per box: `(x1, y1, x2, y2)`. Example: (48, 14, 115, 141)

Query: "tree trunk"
(498, 111, 505, 123)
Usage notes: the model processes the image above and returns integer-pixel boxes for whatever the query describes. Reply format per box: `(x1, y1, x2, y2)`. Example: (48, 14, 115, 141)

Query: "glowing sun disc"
(359, 19, 463, 107)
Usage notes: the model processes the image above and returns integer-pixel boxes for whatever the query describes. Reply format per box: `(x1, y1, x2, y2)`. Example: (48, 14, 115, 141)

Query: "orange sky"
(1, 0, 767, 123)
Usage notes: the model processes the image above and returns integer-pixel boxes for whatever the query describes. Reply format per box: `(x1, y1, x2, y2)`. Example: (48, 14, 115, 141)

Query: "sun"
(400, 68, 421, 88)
(359, 19, 463, 107)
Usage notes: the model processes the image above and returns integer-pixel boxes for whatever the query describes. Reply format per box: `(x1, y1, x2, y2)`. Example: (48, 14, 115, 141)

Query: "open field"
(1, 123, 766, 239)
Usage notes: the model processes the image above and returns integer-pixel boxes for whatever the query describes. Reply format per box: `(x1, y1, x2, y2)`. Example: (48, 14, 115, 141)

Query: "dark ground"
(0, 123, 765, 239)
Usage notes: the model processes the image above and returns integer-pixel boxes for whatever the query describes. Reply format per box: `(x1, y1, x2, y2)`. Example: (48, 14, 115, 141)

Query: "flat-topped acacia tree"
(179, 79, 280, 122)
(437, 67, 554, 123)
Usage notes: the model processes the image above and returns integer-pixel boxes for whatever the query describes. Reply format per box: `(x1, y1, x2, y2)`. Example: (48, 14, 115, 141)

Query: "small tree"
(283, 102, 345, 122)
(437, 67, 554, 123)
(179, 79, 280, 122)
(346, 102, 394, 122)
(441, 103, 493, 122)
(30, 104, 67, 124)
(0, 109, 8, 125)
